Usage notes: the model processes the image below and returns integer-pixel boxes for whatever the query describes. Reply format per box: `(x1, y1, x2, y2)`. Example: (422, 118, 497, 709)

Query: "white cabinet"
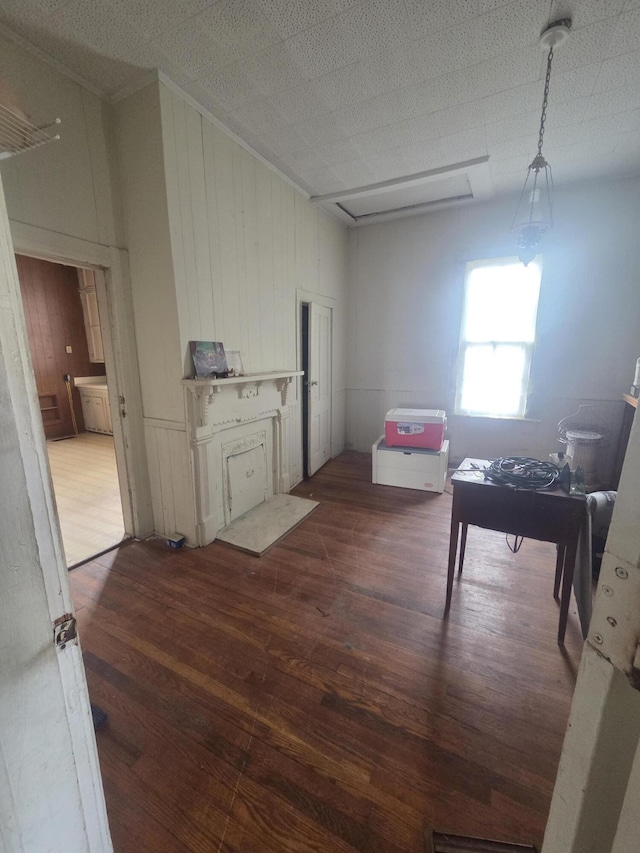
(77, 380, 113, 434)
(78, 270, 104, 363)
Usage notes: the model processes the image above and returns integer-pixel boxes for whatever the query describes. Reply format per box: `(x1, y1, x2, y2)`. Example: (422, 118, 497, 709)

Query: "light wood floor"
(47, 431, 126, 567)
(70, 452, 584, 852)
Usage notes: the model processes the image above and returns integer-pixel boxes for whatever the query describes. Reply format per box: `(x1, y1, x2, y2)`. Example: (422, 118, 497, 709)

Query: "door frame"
(296, 288, 334, 477)
(9, 220, 153, 542)
(0, 181, 113, 850)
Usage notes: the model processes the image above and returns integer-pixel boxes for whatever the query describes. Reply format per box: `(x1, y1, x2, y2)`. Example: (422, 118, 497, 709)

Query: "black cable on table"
(484, 456, 559, 490)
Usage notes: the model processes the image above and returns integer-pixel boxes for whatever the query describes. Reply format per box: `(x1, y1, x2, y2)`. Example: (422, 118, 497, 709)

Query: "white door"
(0, 177, 112, 852)
(79, 282, 105, 363)
(308, 302, 332, 476)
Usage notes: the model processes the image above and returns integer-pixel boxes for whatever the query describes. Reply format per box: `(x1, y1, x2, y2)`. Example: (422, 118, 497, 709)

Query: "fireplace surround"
(182, 371, 303, 546)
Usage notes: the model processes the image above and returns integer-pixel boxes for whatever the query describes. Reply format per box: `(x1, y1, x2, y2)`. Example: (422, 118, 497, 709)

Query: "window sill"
(453, 413, 541, 423)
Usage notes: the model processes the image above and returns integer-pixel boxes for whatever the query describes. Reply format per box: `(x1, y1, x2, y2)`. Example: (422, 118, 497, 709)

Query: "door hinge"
(589, 554, 640, 691)
(54, 614, 78, 650)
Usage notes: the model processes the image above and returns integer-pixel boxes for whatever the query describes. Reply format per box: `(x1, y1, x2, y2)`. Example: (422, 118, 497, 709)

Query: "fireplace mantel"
(182, 370, 303, 428)
(182, 369, 303, 545)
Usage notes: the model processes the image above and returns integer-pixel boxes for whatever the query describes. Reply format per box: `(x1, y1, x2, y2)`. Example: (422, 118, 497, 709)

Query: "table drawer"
(455, 483, 584, 543)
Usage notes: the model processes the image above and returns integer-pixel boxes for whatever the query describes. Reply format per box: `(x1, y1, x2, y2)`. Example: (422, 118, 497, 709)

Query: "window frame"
(454, 255, 542, 419)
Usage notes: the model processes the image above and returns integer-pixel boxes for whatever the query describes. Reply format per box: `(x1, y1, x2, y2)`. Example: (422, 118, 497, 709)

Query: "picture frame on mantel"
(189, 341, 228, 378)
(225, 349, 245, 377)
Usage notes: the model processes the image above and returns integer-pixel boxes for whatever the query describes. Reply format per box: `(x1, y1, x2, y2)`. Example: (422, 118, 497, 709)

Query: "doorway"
(15, 253, 127, 566)
(300, 297, 332, 478)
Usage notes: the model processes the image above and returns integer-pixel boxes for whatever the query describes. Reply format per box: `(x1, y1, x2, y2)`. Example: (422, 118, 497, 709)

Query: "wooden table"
(446, 458, 586, 644)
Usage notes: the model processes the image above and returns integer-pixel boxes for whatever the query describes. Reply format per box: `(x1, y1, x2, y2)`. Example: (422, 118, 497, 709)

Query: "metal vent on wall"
(312, 157, 492, 226)
(0, 101, 60, 160)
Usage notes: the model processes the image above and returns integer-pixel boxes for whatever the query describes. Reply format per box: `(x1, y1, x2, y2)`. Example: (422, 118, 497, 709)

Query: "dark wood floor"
(70, 452, 585, 852)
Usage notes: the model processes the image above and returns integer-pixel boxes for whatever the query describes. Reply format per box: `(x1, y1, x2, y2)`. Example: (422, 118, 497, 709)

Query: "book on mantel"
(189, 341, 228, 379)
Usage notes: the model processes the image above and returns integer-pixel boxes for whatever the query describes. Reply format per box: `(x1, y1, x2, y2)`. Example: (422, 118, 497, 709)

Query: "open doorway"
(300, 297, 332, 478)
(301, 303, 310, 478)
(15, 253, 126, 566)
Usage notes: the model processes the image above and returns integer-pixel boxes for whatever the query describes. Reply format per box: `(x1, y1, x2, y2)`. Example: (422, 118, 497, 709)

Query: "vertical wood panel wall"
(0, 34, 119, 249)
(158, 83, 347, 500)
(115, 81, 348, 542)
(16, 254, 95, 439)
(160, 85, 347, 373)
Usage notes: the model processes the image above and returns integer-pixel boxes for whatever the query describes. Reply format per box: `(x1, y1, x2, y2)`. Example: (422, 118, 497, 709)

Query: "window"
(455, 256, 542, 418)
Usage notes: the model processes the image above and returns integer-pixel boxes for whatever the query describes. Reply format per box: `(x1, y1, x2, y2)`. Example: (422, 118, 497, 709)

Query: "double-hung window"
(455, 256, 542, 418)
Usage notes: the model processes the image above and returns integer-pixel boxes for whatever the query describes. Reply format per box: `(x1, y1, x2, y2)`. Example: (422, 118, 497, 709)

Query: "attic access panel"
(312, 156, 492, 226)
(340, 173, 473, 219)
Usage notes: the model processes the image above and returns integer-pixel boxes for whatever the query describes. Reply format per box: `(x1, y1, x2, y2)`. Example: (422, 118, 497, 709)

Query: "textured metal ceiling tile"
(404, 0, 479, 40)
(195, 0, 281, 58)
(199, 63, 261, 111)
(241, 42, 310, 97)
(553, 0, 626, 29)
(1, 0, 637, 201)
(284, 16, 353, 79)
(312, 61, 380, 112)
(594, 51, 640, 93)
(478, 0, 548, 60)
(338, 0, 413, 55)
(256, 0, 337, 41)
(269, 81, 332, 125)
(552, 19, 619, 74)
(314, 136, 361, 165)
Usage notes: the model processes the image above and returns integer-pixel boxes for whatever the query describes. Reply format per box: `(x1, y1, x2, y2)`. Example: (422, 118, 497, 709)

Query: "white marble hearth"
(182, 371, 303, 546)
(217, 494, 318, 555)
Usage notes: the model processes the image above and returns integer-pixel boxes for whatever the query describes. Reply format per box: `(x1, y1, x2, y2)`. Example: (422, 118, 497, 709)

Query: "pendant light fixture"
(511, 18, 571, 265)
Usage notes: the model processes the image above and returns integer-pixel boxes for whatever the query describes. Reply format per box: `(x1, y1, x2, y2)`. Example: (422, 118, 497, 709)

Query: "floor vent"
(425, 829, 537, 852)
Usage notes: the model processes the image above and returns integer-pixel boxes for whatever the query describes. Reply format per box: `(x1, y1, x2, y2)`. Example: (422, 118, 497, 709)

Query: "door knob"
(309, 380, 318, 386)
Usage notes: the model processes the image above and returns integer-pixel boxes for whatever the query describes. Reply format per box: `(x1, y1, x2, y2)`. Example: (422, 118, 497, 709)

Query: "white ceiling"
(1, 0, 639, 205)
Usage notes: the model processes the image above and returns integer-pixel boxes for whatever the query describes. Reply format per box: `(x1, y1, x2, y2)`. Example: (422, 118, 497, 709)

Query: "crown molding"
(0, 21, 105, 98)
(111, 70, 312, 201)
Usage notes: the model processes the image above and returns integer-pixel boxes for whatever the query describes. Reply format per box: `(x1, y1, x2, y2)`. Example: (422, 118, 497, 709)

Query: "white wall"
(0, 33, 120, 248)
(1, 37, 153, 541)
(346, 177, 640, 481)
(114, 80, 348, 541)
(113, 84, 184, 424)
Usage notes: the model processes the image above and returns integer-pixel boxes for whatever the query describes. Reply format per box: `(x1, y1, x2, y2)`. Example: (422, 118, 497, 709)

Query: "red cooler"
(384, 408, 446, 450)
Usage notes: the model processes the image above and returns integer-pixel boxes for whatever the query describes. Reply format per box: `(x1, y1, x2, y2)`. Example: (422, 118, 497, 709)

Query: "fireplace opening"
(222, 429, 271, 527)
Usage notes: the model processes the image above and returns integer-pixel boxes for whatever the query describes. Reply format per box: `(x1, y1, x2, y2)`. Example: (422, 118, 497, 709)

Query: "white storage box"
(372, 436, 449, 493)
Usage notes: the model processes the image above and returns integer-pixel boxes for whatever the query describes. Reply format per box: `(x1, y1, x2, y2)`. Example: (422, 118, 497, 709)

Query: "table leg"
(446, 498, 460, 613)
(558, 537, 578, 645)
(458, 524, 468, 574)
(554, 545, 565, 600)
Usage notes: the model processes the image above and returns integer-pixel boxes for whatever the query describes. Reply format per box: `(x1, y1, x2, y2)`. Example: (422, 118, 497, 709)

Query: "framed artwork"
(189, 341, 228, 378)
(225, 349, 245, 376)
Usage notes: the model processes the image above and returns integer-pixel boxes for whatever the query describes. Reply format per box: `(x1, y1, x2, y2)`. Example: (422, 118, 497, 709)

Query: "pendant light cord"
(537, 46, 554, 159)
